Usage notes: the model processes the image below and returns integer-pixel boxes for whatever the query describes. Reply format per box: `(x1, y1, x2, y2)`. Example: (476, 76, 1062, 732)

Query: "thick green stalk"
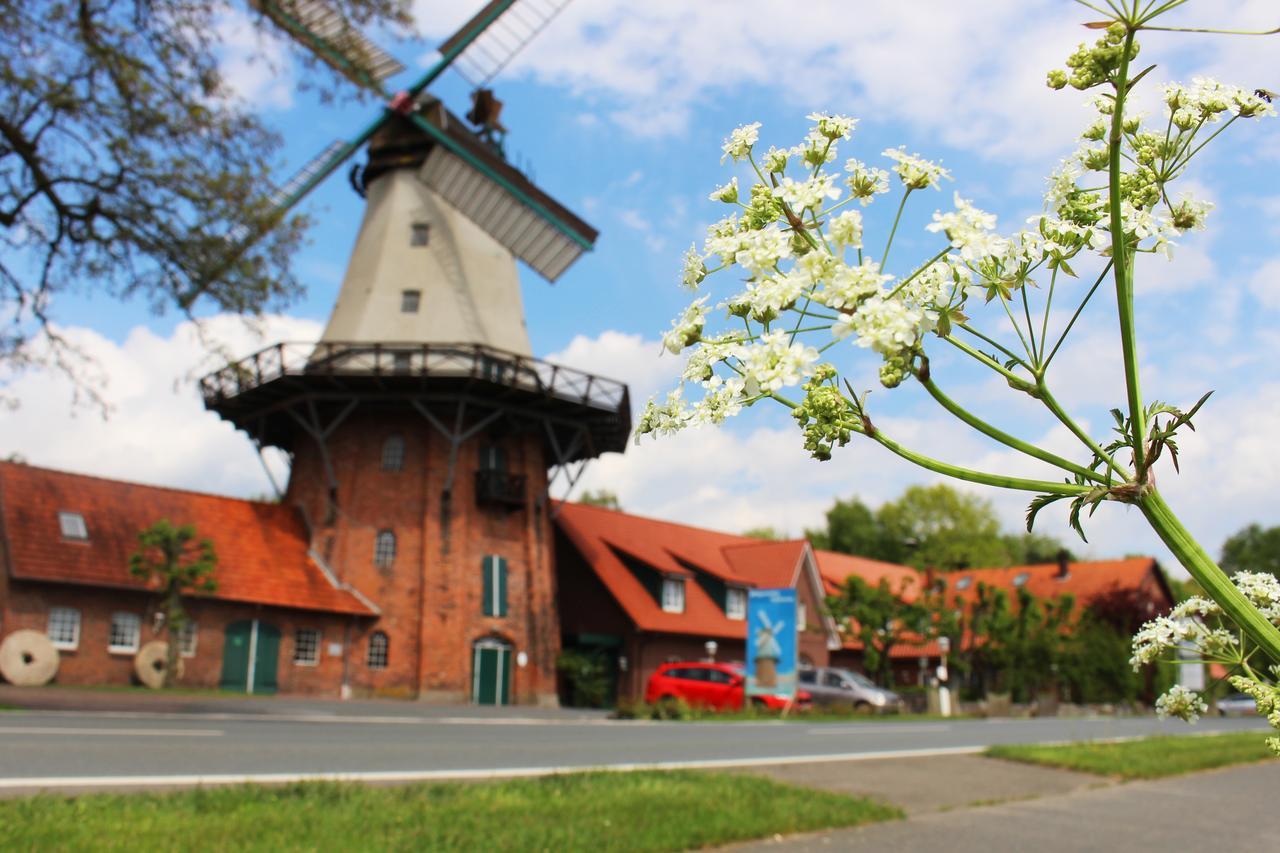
(1140, 490, 1280, 663)
(868, 431, 1092, 496)
(920, 376, 1106, 484)
(1108, 28, 1147, 474)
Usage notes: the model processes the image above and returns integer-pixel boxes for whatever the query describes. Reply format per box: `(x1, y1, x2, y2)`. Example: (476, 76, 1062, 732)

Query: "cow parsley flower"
(807, 112, 858, 140)
(845, 159, 890, 204)
(792, 131, 838, 167)
(882, 147, 950, 191)
(928, 194, 1007, 262)
(776, 175, 841, 211)
(721, 122, 761, 163)
(818, 260, 892, 310)
(735, 330, 820, 396)
(828, 210, 863, 250)
(834, 294, 927, 355)
(662, 297, 709, 355)
(762, 146, 790, 174)
(733, 226, 793, 276)
(1156, 685, 1208, 723)
(635, 388, 691, 438)
(680, 245, 708, 290)
(709, 177, 739, 204)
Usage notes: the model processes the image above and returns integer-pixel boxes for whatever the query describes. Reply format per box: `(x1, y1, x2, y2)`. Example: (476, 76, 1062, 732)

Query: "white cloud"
(214, 8, 295, 109)
(1248, 258, 1280, 309)
(407, 1, 1276, 162)
(0, 316, 321, 498)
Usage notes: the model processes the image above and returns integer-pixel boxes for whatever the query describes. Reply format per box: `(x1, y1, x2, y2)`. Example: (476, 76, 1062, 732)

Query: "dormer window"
(726, 587, 747, 620)
(955, 577, 972, 590)
(401, 289, 421, 313)
(661, 577, 685, 613)
(58, 511, 88, 540)
(1013, 572, 1030, 587)
(410, 223, 430, 247)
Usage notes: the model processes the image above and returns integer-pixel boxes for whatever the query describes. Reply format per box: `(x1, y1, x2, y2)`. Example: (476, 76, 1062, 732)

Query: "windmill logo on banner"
(745, 588, 798, 699)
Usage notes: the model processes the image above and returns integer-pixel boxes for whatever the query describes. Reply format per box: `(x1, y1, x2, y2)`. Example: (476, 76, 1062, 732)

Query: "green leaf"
(1026, 493, 1068, 532)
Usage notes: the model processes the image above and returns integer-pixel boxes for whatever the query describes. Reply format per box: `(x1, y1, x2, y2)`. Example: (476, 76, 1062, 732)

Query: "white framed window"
(797, 600, 808, 632)
(293, 629, 321, 666)
(661, 577, 685, 614)
(107, 612, 141, 654)
(726, 587, 747, 620)
(381, 435, 405, 472)
(401, 288, 422, 312)
(58, 511, 88, 540)
(374, 530, 397, 568)
(367, 631, 389, 670)
(47, 607, 81, 650)
(177, 621, 198, 658)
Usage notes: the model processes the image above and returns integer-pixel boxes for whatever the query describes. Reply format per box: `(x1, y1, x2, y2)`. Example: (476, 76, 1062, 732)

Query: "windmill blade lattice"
(249, 0, 404, 94)
(441, 0, 573, 88)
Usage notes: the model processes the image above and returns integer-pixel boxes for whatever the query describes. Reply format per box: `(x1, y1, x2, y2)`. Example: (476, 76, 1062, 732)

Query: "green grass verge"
(0, 771, 901, 852)
(987, 731, 1276, 779)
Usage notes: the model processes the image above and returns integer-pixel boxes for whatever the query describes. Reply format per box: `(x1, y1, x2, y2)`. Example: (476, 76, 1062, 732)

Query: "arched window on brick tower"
(374, 530, 396, 568)
(381, 435, 405, 472)
(367, 631, 389, 670)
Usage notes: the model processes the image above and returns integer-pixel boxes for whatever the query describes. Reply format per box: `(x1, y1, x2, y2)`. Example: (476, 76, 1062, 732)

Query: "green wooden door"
(220, 620, 280, 694)
(220, 620, 252, 691)
(252, 622, 281, 695)
(473, 640, 512, 705)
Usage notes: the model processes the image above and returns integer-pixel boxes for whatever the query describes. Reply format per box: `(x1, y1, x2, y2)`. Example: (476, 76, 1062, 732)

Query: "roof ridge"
(0, 460, 281, 509)
(559, 500, 758, 543)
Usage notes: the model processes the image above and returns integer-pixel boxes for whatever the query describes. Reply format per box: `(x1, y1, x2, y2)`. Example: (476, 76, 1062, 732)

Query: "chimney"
(1056, 549, 1071, 580)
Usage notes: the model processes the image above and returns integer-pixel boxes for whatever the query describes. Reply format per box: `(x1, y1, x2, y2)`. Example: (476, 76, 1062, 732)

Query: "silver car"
(798, 666, 903, 712)
(1216, 693, 1257, 716)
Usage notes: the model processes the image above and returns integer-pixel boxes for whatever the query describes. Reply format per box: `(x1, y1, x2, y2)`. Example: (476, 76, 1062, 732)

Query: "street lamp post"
(937, 635, 952, 718)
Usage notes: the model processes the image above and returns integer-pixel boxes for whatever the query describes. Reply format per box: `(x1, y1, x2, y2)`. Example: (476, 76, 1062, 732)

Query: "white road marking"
(0, 726, 223, 738)
(19, 710, 621, 727)
(810, 724, 952, 735)
(0, 745, 986, 790)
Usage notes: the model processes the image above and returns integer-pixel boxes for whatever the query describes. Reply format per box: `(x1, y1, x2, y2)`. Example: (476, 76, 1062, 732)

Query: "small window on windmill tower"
(410, 222, 430, 247)
(401, 289, 421, 313)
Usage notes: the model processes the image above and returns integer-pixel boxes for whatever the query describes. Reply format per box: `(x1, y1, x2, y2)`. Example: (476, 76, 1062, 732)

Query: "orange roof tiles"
(0, 462, 373, 616)
(940, 558, 1171, 611)
(814, 550, 922, 599)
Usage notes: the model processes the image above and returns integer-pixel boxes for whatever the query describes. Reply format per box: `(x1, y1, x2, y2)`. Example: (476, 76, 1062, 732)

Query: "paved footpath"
(729, 759, 1280, 852)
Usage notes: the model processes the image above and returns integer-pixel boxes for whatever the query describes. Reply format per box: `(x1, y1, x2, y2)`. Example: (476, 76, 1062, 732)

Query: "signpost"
(745, 588, 798, 702)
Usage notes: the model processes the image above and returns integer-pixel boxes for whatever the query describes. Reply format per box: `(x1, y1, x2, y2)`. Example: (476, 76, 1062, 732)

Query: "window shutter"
(497, 556, 508, 617)
(482, 556, 494, 616)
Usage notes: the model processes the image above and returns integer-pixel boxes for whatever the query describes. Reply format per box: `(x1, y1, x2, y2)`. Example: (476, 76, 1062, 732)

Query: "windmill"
(198, 0, 629, 705)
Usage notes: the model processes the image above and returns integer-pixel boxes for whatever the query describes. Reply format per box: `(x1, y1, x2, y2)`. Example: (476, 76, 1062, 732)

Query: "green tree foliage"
(968, 583, 1074, 701)
(578, 490, 621, 510)
(1220, 523, 1280, 581)
(741, 526, 784, 540)
(825, 576, 956, 687)
(556, 649, 611, 708)
(129, 519, 217, 687)
(0, 0, 411, 390)
(810, 484, 1070, 570)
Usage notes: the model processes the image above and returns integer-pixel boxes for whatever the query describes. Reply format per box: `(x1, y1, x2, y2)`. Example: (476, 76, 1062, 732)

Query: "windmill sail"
(249, 0, 404, 93)
(440, 0, 573, 88)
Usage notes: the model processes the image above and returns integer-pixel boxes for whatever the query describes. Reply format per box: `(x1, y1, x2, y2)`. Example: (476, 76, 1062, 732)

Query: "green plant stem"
(885, 247, 952, 301)
(881, 188, 913, 268)
(956, 322, 1031, 371)
(1109, 28, 1147, 474)
(1043, 260, 1114, 369)
(919, 376, 1106, 484)
(1140, 490, 1280, 663)
(1037, 380, 1130, 479)
(868, 430, 1093, 496)
(943, 335, 1034, 391)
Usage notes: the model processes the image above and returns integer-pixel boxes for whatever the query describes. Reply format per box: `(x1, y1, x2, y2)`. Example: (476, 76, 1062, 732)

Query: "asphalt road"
(0, 708, 1268, 789)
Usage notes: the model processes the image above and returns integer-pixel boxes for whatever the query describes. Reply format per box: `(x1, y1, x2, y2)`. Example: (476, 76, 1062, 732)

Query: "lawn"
(0, 771, 901, 852)
(987, 731, 1276, 779)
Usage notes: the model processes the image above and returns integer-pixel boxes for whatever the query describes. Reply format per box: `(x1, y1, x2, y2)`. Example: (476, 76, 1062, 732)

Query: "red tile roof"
(814, 550, 922, 599)
(555, 503, 835, 641)
(0, 462, 374, 616)
(940, 558, 1171, 612)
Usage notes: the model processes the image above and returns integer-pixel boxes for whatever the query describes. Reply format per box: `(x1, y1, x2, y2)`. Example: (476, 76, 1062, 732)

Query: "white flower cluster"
(721, 122, 761, 163)
(1132, 571, 1280, 749)
(882, 147, 950, 191)
(662, 297, 708, 354)
(1164, 78, 1277, 128)
(1155, 684, 1208, 723)
(928, 194, 1008, 262)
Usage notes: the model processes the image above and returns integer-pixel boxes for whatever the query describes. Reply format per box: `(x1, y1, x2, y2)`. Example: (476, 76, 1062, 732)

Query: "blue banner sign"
(745, 588, 797, 698)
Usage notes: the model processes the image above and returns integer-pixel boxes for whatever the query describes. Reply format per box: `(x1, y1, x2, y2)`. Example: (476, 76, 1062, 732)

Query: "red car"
(644, 661, 811, 711)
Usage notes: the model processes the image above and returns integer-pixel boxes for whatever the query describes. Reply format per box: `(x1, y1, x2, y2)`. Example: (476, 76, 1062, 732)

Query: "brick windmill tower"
(200, 0, 629, 705)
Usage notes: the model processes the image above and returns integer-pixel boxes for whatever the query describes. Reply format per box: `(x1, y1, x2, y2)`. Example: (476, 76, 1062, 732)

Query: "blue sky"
(7, 0, 1280, 573)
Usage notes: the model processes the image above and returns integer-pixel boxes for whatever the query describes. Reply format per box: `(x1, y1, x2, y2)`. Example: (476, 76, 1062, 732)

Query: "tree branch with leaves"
(129, 518, 218, 687)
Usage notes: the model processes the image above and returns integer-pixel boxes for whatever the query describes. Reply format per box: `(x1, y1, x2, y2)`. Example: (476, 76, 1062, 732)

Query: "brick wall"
(1, 580, 354, 695)
(286, 409, 561, 704)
